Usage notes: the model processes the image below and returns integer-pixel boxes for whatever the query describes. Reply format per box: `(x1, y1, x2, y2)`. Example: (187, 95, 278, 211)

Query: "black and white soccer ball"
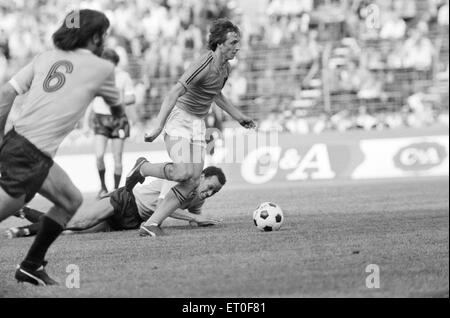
(253, 202, 284, 232)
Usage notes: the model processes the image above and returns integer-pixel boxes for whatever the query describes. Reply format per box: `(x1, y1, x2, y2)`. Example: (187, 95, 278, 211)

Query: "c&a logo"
(240, 144, 336, 184)
(393, 142, 447, 171)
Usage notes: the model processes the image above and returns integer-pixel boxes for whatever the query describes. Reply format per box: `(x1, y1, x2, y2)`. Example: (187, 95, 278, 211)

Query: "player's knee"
(114, 162, 123, 172)
(171, 166, 195, 182)
(180, 169, 195, 182)
(96, 156, 105, 166)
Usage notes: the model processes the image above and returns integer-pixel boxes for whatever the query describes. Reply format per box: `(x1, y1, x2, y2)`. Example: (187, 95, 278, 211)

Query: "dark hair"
(202, 166, 227, 185)
(207, 18, 240, 51)
(101, 48, 120, 65)
(52, 9, 110, 51)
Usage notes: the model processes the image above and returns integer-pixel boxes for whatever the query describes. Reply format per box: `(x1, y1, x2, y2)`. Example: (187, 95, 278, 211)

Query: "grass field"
(0, 177, 448, 298)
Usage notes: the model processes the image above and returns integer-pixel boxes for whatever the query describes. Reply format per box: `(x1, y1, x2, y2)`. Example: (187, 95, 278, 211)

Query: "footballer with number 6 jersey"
(125, 19, 256, 238)
(0, 9, 123, 286)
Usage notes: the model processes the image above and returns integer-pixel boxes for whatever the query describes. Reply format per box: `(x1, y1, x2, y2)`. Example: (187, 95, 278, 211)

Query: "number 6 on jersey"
(43, 60, 74, 93)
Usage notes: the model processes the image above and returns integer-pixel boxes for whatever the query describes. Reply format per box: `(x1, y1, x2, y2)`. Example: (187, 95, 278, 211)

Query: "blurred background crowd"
(0, 0, 448, 139)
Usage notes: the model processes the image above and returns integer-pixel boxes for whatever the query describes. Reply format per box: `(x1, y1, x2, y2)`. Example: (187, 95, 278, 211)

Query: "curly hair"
(207, 18, 241, 51)
(202, 166, 227, 186)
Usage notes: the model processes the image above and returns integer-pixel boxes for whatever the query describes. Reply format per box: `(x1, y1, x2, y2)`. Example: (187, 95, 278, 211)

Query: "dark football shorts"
(107, 187, 143, 230)
(0, 128, 54, 203)
(93, 113, 130, 139)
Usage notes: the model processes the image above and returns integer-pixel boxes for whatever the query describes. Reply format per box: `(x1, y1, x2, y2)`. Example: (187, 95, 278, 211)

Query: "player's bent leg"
(159, 135, 204, 183)
(141, 158, 204, 236)
(0, 187, 26, 222)
(125, 160, 195, 191)
(65, 197, 115, 231)
(15, 163, 82, 286)
(126, 135, 197, 191)
(139, 175, 201, 237)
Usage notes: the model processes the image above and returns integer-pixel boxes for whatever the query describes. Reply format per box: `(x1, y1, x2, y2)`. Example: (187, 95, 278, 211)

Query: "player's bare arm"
(0, 83, 18, 139)
(170, 209, 222, 227)
(144, 82, 187, 142)
(214, 92, 256, 129)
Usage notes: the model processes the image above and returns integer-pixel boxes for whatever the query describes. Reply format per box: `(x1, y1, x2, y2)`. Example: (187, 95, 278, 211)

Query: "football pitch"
(0, 177, 448, 298)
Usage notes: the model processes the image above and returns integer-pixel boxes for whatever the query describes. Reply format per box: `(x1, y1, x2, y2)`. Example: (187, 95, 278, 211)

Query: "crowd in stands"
(0, 0, 449, 138)
(0, 0, 232, 76)
(242, 0, 449, 134)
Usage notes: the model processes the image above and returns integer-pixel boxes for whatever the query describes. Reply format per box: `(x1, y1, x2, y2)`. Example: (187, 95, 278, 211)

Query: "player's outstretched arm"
(170, 209, 222, 227)
(214, 92, 256, 129)
(144, 82, 186, 142)
(0, 83, 18, 139)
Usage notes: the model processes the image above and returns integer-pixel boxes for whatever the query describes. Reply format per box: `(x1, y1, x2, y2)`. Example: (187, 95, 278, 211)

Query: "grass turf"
(0, 177, 448, 297)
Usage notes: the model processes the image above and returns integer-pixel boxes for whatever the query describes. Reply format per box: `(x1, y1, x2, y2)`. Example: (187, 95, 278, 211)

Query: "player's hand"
(238, 116, 256, 129)
(189, 216, 222, 227)
(144, 127, 163, 142)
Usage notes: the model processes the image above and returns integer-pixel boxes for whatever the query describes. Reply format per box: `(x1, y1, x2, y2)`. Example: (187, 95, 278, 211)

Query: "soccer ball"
(253, 202, 284, 232)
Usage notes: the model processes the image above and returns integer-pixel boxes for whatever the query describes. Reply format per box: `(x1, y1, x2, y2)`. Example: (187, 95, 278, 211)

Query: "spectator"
(438, 0, 449, 26)
(337, 59, 363, 92)
(406, 92, 435, 127)
(354, 105, 378, 130)
(379, 11, 407, 40)
(402, 23, 435, 70)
